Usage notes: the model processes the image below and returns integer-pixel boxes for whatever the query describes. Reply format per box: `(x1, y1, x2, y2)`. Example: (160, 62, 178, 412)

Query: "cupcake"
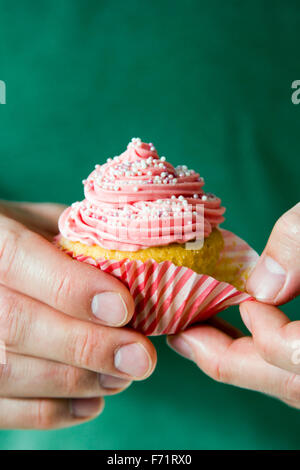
(56, 138, 257, 335)
(58, 138, 225, 274)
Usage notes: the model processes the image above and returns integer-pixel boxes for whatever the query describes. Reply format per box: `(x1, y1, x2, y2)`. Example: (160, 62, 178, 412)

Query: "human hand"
(0, 201, 156, 429)
(167, 203, 300, 408)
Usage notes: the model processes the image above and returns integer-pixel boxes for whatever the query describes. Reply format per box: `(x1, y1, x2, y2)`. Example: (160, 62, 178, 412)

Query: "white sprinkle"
(160, 156, 166, 162)
(193, 194, 199, 199)
(133, 187, 139, 192)
(202, 195, 207, 201)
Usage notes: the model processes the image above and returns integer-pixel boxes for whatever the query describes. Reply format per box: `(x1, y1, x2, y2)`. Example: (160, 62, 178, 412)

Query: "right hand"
(167, 203, 300, 408)
(0, 201, 156, 429)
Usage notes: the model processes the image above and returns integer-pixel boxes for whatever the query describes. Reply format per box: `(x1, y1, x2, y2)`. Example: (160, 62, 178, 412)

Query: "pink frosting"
(58, 138, 225, 251)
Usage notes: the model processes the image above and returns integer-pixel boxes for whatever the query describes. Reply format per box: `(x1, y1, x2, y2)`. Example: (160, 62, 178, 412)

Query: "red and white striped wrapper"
(57, 229, 258, 336)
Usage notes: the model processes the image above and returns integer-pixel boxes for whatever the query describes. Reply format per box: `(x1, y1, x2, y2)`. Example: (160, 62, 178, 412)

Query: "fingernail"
(70, 398, 103, 418)
(91, 292, 128, 325)
(167, 335, 195, 361)
(114, 343, 151, 378)
(99, 373, 131, 389)
(247, 255, 286, 302)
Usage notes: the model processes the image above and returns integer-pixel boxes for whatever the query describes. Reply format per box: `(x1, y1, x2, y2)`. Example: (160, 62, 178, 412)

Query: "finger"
(0, 201, 66, 235)
(240, 300, 300, 374)
(0, 201, 55, 241)
(18, 202, 66, 233)
(167, 325, 300, 401)
(0, 214, 135, 326)
(0, 285, 156, 380)
(0, 397, 104, 430)
(0, 352, 131, 397)
(246, 202, 300, 305)
(280, 398, 300, 410)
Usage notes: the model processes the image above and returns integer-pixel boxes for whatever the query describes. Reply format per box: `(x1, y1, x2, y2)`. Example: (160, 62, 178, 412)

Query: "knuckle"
(61, 366, 96, 396)
(282, 374, 300, 403)
(53, 273, 73, 310)
(66, 326, 101, 369)
(0, 291, 25, 345)
(253, 332, 275, 364)
(0, 222, 21, 283)
(212, 355, 232, 384)
(0, 290, 31, 347)
(34, 400, 60, 430)
(0, 362, 12, 386)
(275, 209, 300, 243)
(206, 345, 233, 384)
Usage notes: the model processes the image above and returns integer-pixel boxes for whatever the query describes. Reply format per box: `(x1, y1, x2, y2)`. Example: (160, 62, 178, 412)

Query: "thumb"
(246, 202, 300, 305)
(0, 201, 66, 234)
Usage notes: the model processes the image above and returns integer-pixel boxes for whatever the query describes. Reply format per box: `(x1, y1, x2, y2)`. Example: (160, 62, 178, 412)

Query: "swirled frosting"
(59, 138, 225, 251)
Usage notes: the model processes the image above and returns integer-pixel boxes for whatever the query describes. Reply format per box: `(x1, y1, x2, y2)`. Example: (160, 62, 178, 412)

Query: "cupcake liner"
(56, 229, 258, 336)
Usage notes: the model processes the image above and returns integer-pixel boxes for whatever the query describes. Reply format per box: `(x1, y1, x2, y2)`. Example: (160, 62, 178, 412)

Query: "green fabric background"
(0, 0, 300, 450)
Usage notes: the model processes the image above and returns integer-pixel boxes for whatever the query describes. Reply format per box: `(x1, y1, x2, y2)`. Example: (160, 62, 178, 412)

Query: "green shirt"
(0, 0, 299, 450)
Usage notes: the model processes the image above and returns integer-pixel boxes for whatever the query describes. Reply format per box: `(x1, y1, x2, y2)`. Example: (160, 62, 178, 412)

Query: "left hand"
(0, 201, 156, 429)
(167, 202, 300, 408)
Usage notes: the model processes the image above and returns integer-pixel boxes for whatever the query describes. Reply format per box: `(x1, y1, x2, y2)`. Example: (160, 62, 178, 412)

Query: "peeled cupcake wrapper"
(56, 229, 258, 336)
